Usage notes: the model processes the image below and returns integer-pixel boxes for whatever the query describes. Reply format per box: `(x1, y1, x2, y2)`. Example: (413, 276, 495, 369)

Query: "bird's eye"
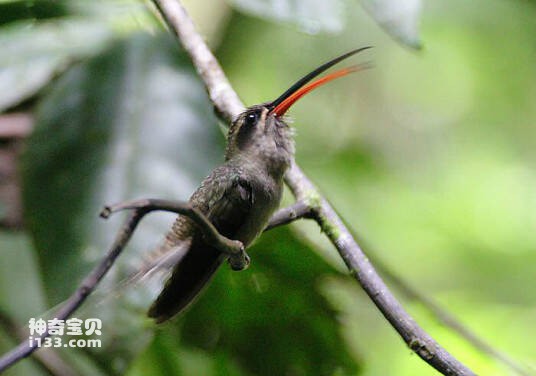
(244, 112, 258, 127)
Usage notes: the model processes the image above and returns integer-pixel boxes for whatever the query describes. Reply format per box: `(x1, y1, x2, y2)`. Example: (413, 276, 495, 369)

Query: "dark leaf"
(0, 0, 69, 26)
(0, 19, 113, 111)
(226, 0, 345, 34)
(172, 227, 361, 376)
(21, 32, 222, 373)
(359, 0, 422, 49)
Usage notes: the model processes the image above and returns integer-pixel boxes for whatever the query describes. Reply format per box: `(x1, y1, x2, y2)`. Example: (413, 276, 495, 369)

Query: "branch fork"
(149, 1, 478, 375)
(1, 0, 523, 375)
(101, 199, 250, 271)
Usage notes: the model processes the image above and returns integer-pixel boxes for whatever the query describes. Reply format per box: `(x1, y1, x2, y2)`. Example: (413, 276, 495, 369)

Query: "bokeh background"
(0, 0, 535, 375)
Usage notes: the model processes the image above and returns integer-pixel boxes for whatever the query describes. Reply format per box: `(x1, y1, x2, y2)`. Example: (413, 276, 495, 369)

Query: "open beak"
(268, 47, 372, 117)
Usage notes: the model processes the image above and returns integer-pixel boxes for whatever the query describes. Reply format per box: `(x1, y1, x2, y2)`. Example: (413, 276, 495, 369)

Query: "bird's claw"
(227, 243, 250, 271)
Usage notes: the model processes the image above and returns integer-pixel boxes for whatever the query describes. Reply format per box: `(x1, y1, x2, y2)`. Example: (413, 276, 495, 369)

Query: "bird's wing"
(193, 165, 254, 235)
(148, 166, 254, 322)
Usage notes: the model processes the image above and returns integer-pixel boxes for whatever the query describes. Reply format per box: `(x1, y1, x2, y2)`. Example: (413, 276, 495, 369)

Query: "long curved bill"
(268, 47, 372, 117)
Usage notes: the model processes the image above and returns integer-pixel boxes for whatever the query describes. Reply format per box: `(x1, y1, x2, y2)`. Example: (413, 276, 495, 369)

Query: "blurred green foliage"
(0, 0, 535, 375)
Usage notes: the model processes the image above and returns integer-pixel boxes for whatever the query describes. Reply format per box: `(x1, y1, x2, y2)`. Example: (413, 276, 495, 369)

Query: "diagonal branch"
(0, 308, 76, 376)
(265, 200, 313, 231)
(285, 163, 477, 375)
(151, 0, 242, 123)
(267, 202, 533, 376)
(268, 201, 532, 376)
(0, 2, 508, 375)
(150, 1, 476, 375)
(0, 194, 328, 374)
(101, 199, 249, 270)
(361, 242, 534, 376)
(0, 199, 248, 373)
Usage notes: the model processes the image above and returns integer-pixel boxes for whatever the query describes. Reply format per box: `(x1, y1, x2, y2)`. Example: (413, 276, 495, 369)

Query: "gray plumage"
(147, 48, 368, 322)
(148, 106, 294, 322)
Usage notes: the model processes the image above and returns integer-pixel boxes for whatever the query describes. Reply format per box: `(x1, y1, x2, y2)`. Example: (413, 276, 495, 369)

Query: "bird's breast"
(234, 173, 283, 246)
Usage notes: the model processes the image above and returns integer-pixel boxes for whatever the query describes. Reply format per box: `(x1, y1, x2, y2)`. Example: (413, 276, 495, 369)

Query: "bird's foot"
(227, 241, 250, 271)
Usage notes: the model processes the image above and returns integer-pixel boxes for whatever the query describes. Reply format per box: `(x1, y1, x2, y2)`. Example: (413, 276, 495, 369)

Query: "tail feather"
(147, 241, 224, 323)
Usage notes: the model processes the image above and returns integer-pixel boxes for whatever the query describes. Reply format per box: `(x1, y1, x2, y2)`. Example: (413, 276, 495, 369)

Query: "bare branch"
(285, 163, 476, 375)
(267, 202, 532, 376)
(0, 2, 511, 376)
(362, 242, 534, 376)
(151, 0, 243, 122)
(0, 199, 248, 372)
(101, 198, 249, 270)
(0, 210, 142, 372)
(150, 1, 476, 375)
(265, 201, 313, 231)
(0, 308, 76, 376)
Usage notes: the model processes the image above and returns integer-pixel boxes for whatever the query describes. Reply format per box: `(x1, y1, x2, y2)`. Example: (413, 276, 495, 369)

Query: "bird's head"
(225, 47, 372, 176)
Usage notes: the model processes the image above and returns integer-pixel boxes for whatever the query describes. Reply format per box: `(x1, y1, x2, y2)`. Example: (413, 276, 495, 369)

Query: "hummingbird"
(147, 47, 371, 323)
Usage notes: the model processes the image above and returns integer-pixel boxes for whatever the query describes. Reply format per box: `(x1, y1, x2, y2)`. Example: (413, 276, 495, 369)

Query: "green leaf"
(0, 0, 69, 26)
(226, 0, 345, 34)
(20, 31, 360, 374)
(0, 0, 155, 112)
(21, 32, 222, 373)
(359, 0, 422, 49)
(0, 231, 47, 321)
(126, 334, 227, 376)
(0, 19, 113, 111)
(170, 227, 361, 376)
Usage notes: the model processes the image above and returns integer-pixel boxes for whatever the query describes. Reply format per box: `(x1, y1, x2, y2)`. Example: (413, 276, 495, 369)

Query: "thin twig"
(266, 202, 533, 376)
(285, 163, 476, 375)
(267, 202, 533, 376)
(0, 211, 142, 372)
(0, 199, 248, 372)
(0, 308, 76, 376)
(265, 200, 313, 231)
(0, 2, 513, 375)
(151, 0, 243, 123)
(150, 1, 476, 374)
(101, 198, 249, 269)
